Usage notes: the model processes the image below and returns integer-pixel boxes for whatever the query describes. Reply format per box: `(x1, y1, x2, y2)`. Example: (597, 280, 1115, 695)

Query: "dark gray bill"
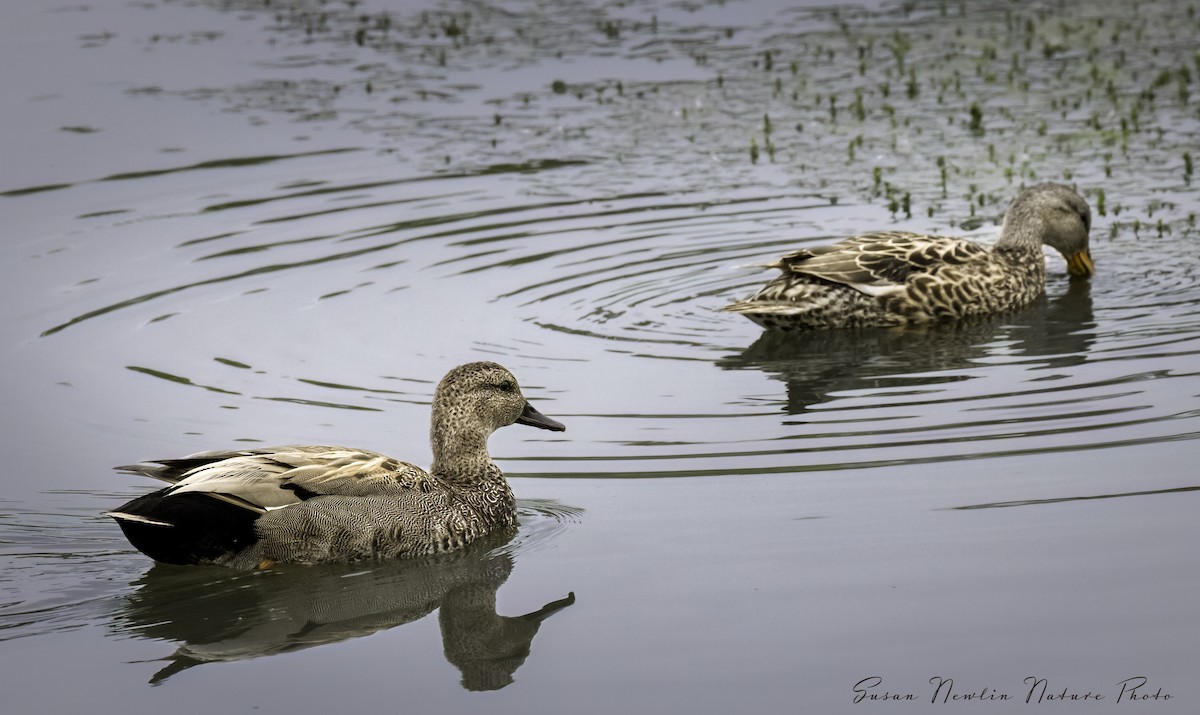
(516, 402, 566, 432)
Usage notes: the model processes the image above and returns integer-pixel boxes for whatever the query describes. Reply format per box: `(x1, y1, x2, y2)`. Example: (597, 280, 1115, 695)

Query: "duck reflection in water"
(112, 526, 573, 690)
(719, 279, 1095, 414)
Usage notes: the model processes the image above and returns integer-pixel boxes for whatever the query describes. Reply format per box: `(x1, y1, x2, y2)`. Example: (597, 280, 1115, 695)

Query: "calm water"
(2, 0, 1198, 712)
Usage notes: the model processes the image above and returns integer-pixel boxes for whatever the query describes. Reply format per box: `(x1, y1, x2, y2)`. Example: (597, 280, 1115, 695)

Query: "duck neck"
(994, 202, 1046, 251)
(993, 206, 1049, 278)
(430, 420, 500, 486)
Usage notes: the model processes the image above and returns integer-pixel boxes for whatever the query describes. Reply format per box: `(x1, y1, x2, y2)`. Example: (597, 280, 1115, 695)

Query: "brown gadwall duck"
(723, 182, 1094, 330)
(108, 362, 565, 569)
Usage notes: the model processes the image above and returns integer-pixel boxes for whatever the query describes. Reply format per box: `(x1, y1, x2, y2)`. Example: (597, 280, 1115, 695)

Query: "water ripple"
(13, 0, 1200, 483)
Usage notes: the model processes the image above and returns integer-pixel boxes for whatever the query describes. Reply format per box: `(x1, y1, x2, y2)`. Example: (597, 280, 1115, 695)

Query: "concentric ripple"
(9, 0, 1200, 487)
(24, 147, 1199, 479)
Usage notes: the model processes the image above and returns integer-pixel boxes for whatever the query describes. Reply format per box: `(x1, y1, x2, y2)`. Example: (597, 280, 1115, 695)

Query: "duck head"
(1005, 182, 1095, 278)
(433, 362, 565, 435)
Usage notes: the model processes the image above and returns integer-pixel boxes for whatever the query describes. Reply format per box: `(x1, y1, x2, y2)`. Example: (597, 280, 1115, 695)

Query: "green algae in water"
(968, 102, 984, 135)
(147, 0, 1200, 242)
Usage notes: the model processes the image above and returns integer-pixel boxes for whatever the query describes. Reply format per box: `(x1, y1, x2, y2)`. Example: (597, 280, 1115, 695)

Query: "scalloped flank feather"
(724, 183, 1093, 331)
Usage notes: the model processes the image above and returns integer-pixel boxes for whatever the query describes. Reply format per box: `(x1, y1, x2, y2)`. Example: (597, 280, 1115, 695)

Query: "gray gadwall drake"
(723, 183, 1094, 330)
(107, 362, 565, 569)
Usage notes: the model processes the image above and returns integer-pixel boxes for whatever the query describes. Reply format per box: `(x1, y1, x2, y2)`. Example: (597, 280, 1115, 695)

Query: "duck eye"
(494, 381, 516, 393)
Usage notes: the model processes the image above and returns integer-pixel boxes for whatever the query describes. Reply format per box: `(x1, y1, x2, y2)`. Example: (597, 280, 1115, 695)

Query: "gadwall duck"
(723, 183, 1094, 330)
(107, 362, 565, 569)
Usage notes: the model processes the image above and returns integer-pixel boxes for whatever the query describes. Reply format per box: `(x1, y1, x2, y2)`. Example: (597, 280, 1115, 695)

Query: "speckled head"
(1002, 183, 1094, 278)
(434, 362, 565, 435)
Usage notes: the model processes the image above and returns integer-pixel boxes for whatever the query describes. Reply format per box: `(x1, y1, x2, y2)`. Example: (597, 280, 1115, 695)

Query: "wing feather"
(133, 446, 432, 511)
(773, 231, 991, 292)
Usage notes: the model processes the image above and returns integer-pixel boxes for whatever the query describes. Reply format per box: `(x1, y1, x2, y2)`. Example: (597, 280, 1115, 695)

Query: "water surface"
(2, 0, 1198, 712)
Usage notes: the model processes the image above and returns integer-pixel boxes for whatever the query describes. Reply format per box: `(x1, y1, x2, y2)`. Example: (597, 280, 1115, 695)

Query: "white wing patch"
(105, 511, 173, 527)
(851, 283, 905, 298)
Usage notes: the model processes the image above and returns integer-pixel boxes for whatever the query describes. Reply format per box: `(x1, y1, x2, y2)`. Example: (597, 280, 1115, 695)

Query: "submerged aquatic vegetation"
(175, 0, 1197, 234)
(968, 101, 984, 135)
